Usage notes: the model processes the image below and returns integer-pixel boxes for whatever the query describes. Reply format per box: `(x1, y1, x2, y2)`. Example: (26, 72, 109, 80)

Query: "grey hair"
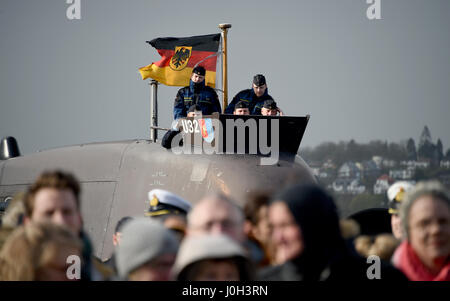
(187, 192, 244, 226)
(399, 180, 450, 241)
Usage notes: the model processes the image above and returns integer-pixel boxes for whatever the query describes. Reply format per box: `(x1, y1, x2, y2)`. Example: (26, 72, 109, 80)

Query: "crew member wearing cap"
(173, 66, 221, 120)
(145, 189, 192, 242)
(260, 98, 284, 116)
(225, 74, 274, 115)
(387, 181, 414, 240)
(233, 101, 250, 115)
(187, 104, 202, 118)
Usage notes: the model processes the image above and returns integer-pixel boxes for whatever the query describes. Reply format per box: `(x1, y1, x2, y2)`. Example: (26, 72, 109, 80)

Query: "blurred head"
(0, 222, 82, 281)
(173, 234, 253, 281)
(400, 181, 450, 271)
(252, 84, 267, 98)
(244, 192, 271, 246)
(187, 105, 202, 118)
(369, 234, 400, 261)
(268, 201, 303, 264)
(233, 101, 250, 115)
(269, 184, 343, 265)
(388, 181, 414, 240)
(116, 218, 179, 281)
(128, 253, 177, 281)
(24, 171, 82, 236)
(112, 216, 133, 247)
(252, 74, 267, 97)
(187, 193, 245, 243)
(151, 214, 188, 242)
(354, 234, 399, 261)
(191, 66, 206, 83)
(145, 189, 192, 242)
(261, 99, 278, 116)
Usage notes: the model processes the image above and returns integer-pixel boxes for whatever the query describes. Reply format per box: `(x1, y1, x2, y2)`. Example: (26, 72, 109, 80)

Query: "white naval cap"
(146, 189, 192, 217)
(387, 181, 415, 214)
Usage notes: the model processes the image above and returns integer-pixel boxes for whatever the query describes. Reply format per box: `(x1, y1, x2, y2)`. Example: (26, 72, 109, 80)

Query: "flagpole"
(150, 80, 158, 142)
(219, 23, 231, 113)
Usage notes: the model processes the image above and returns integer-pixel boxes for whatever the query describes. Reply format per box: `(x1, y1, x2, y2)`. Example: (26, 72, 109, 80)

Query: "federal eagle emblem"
(169, 46, 192, 71)
(150, 195, 159, 207)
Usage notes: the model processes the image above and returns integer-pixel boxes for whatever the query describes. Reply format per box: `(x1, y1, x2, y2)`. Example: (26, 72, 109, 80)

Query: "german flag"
(139, 33, 221, 88)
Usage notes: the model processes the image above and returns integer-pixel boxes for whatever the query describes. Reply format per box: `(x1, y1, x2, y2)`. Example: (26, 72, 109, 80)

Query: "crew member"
(387, 181, 414, 240)
(233, 101, 250, 115)
(173, 66, 221, 120)
(260, 98, 284, 116)
(187, 104, 202, 118)
(225, 74, 273, 115)
(145, 189, 192, 242)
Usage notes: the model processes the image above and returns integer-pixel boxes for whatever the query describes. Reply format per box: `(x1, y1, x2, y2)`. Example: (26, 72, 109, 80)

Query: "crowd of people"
(0, 169, 449, 281)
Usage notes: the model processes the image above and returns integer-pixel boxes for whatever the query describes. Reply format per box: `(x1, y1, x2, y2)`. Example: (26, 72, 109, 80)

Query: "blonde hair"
(354, 234, 399, 261)
(0, 222, 82, 281)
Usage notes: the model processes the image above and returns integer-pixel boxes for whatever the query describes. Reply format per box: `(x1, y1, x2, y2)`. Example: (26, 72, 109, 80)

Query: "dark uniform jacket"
(173, 80, 221, 120)
(225, 88, 273, 115)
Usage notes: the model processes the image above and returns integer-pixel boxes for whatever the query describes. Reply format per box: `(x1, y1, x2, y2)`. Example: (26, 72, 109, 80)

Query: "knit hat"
(172, 234, 250, 280)
(262, 99, 277, 110)
(192, 66, 206, 76)
(115, 218, 179, 278)
(234, 101, 249, 109)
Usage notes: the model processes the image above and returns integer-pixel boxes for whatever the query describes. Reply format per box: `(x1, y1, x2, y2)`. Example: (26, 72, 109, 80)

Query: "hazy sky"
(1, 0, 449, 155)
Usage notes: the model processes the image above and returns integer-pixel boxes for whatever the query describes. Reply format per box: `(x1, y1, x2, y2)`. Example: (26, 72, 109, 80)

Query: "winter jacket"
(173, 80, 221, 120)
(225, 88, 273, 115)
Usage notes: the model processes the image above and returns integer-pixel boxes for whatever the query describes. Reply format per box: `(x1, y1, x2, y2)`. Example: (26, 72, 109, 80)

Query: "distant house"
(400, 160, 430, 169)
(438, 174, 450, 186)
(361, 160, 382, 179)
(332, 178, 365, 194)
(311, 167, 320, 177)
(441, 161, 450, 169)
(389, 169, 414, 180)
(332, 178, 352, 193)
(382, 159, 397, 168)
(372, 156, 383, 169)
(318, 170, 332, 179)
(348, 179, 366, 194)
(338, 162, 361, 179)
(322, 159, 336, 170)
(373, 174, 395, 195)
(416, 160, 430, 169)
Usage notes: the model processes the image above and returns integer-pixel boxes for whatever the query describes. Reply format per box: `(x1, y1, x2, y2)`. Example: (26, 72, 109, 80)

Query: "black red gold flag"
(139, 33, 221, 87)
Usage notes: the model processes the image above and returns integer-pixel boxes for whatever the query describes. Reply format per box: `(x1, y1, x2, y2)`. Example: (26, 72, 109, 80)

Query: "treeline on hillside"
(299, 140, 408, 167)
(299, 127, 449, 168)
